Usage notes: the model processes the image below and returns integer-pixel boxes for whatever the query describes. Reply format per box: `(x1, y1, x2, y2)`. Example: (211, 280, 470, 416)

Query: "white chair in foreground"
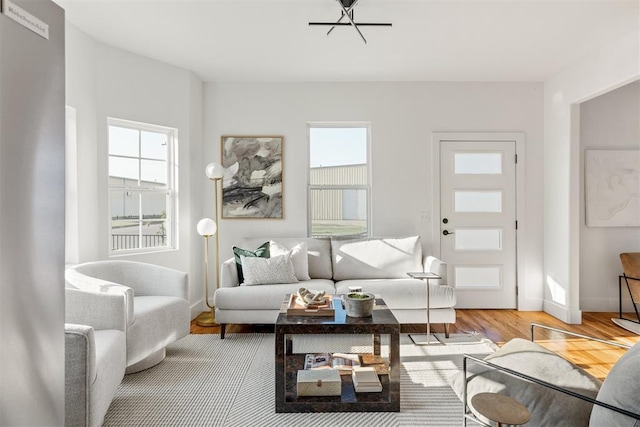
(66, 260, 190, 373)
(451, 323, 640, 426)
(65, 287, 127, 426)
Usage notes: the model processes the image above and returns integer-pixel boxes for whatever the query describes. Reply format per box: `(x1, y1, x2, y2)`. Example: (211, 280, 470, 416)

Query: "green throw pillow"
(233, 242, 270, 284)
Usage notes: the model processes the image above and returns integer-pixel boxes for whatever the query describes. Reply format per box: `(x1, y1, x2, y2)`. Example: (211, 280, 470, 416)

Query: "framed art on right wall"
(585, 149, 640, 227)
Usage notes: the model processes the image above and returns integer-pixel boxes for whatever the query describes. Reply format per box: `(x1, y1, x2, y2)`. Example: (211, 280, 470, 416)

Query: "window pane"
(110, 190, 139, 220)
(455, 191, 502, 213)
(109, 156, 139, 181)
(455, 266, 502, 288)
(141, 192, 166, 220)
(310, 188, 367, 237)
(108, 126, 139, 157)
(110, 190, 140, 251)
(455, 153, 502, 174)
(142, 220, 167, 248)
(310, 127, 367, 185)
(455, 229, 502, 250)
(141, 159, 166, 184)
(141, 131, 167, 160)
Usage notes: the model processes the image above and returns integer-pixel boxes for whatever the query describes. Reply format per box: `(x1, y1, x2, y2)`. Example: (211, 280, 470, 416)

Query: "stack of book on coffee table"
(351, 366, 382, 393)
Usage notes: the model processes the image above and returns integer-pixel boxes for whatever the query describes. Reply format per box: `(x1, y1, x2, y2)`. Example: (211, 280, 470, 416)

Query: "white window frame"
(306, 122, 372, 238)
(107, 117, 177, 255)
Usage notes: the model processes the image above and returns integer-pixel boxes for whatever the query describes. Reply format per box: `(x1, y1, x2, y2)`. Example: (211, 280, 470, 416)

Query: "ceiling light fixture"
(309, 0, 392, 45)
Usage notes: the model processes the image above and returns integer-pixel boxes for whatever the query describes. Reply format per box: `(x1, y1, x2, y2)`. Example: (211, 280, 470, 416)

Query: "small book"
(352, 366, 382, 393)
(304, 353, 360, 372)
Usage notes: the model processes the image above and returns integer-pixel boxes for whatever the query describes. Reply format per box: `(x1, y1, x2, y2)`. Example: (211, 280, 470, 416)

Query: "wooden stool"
(471, 392, 531, 426)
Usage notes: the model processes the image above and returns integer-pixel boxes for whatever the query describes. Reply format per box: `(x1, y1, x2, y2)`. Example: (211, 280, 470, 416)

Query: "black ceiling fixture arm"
(327, 0, 360, 36)
(334, 0, 367, 44)
(308, 0, 392, 45)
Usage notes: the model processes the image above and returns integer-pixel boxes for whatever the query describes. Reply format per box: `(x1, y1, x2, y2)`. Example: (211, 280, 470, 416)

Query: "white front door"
(439, 140, 517, 308)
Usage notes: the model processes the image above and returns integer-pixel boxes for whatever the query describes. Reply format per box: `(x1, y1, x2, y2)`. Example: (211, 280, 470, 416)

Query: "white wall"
(66, 23, 99, 263)
(65, 24, 205, 317)
(579, 81, 640, 311)
(543, 30, 640, 323)
(204, 82, 545, 309)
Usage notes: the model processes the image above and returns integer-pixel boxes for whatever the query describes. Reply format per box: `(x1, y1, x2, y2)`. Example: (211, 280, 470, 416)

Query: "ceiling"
(53, 0, 639, 83)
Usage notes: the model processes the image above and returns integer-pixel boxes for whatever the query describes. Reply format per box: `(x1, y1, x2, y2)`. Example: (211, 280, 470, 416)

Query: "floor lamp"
(195, 162, 225, 327)
(196, 218, 217, 326)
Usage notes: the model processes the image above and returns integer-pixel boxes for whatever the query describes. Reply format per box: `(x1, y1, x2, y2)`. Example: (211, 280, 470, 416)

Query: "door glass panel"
(455, 191, 502, 212)
(455, 266, 502, 288)
(454, 152, 502, 174)
(455, 229, 502, 250)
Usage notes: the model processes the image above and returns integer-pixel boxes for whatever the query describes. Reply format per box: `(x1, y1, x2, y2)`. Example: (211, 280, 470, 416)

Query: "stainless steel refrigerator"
(0, 0, 65, 425)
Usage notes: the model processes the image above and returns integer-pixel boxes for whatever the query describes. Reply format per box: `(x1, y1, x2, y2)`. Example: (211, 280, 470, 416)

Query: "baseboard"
(190, 300, 204, 320)
(580, 297, 635, 313)
(543, 299, 582, 324)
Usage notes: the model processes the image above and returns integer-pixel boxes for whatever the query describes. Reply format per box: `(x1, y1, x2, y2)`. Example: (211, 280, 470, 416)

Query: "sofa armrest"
(424, 255, 447, 285)
(220, 257, 239, 288)
(65, 286, 130, 331)
(65, 323, 95, 426)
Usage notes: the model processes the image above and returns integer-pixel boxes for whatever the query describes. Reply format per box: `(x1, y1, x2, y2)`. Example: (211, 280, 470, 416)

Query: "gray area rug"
(104, 333, 496, 426)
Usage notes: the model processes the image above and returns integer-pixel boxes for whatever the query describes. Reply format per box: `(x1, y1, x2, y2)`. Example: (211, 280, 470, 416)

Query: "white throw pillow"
(240, 254, 298, 285)
(270, 241, 311, 281)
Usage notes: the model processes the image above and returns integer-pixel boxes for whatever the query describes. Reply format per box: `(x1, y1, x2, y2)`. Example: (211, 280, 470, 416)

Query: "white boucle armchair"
(66, 260, 190, 374)
(65, 283, 127, 427)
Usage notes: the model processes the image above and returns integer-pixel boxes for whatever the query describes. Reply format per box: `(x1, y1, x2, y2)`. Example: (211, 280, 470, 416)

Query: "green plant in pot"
(345, 292, 375, 317)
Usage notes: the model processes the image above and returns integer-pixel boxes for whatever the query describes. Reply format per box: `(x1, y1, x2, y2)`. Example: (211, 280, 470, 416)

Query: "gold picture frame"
(220, 135, 284, 219)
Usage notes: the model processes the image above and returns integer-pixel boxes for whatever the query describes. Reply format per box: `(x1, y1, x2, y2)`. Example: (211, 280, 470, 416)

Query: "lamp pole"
(195, 218, 217, 327)
(196, 162, 225, 327)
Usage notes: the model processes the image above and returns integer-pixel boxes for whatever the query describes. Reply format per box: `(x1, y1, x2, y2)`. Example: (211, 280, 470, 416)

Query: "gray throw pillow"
(240, 254, 298, 285)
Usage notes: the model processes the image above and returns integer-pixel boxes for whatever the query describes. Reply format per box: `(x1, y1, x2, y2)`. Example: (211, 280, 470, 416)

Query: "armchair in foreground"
(66, 260, 190, 373)
(451, 323, 640, 426)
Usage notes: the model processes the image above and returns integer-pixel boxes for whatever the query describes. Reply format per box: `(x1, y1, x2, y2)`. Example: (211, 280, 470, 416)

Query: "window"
(108, 118, 176, 253)
(308, 124, 370, 237)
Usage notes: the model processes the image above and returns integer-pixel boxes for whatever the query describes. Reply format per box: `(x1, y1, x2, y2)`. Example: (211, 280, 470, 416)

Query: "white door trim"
(432, 132, 526, 309)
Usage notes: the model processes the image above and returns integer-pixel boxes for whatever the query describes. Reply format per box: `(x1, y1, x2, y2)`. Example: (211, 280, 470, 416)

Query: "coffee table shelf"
(283, 354, 391, 407)
(275, 295, 400, 413)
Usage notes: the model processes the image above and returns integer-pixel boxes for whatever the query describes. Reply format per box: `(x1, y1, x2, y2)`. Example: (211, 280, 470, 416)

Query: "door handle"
(442, 230, 455, 236)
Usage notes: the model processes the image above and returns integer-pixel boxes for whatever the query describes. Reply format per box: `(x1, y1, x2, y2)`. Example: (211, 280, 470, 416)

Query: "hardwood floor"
(191, 310, 639, 380)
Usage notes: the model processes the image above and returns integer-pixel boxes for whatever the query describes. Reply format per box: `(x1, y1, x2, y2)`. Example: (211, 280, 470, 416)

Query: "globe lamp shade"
(197, 218, 217, 237)
(205, 162, 225, 180)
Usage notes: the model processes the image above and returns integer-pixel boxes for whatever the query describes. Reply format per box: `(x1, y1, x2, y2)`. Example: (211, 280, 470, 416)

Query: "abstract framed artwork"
(220, 136, 284, 219)
(585, 149, 640, 227)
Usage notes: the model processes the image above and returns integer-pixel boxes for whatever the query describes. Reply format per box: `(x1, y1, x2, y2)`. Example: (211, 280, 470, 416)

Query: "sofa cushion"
(243, 237, 333, 280)
(270, 240, 311, 281)
(450, 338, 601, 426)
(241, 254, 298, 285)
(331, 236, 423, 280)
(590, 340, 640, 426)
(335, 279, 456, 309)
(233, 242, 270, 284)
(215, 279, 336, 310)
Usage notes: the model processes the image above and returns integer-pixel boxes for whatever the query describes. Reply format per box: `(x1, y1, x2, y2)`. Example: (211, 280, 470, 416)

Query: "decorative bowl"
(344, 292, 375, 317)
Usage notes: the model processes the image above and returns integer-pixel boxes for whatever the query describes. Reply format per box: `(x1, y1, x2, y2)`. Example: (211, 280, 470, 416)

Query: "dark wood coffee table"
(275, 294, 400, 413)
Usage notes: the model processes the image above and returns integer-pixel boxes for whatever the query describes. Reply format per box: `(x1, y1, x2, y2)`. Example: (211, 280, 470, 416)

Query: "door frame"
(432, 132, 526, 309)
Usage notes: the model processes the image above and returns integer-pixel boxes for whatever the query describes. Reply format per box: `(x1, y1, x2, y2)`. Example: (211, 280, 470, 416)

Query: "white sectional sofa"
(215, 236, 456, 338)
